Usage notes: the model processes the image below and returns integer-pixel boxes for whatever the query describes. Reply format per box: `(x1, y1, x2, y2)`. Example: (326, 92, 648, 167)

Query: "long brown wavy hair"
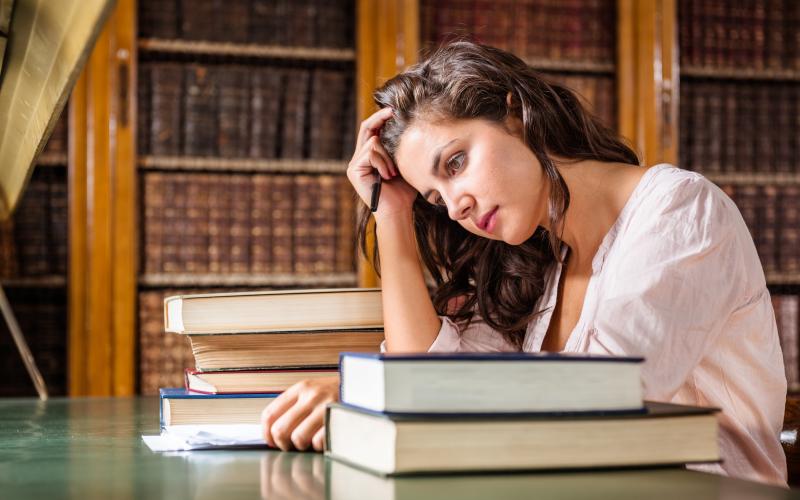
(357, 41, 640, 348)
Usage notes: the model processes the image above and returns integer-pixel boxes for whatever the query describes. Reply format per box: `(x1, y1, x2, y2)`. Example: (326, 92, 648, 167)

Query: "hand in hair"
(261, 375, 339, 452)
(347, 107, 417, 220)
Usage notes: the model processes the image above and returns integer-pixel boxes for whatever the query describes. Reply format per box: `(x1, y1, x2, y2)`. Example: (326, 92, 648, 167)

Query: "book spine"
(138, 0, 178, 38)
(779, 186, 800, 273)
(292, 174, 315, 274)
(183, 65, 218, 157)
(179, 0, 217, 41)
(143, 172, 165, 274)
(314, 175, 338, 273)
(229, 174, 252, 274)
(336, 176, 356, 273)
(137, 65, 151, 155)
(782, 295, 800, 391)
(217, 66, 251, 158)
(208, 173, 232, 274)
(280, 68, 310, 159)
(249, 68, 282, 159)
(760, 185, 778, 275)
(251, 174, 273, 273)
(49, 171, 68, 276)
(270, 175, 294, 273)
(150, 63, 183, 156)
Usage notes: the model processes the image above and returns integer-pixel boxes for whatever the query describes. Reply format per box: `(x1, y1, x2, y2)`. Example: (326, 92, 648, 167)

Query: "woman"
(261, 41, 787, 486)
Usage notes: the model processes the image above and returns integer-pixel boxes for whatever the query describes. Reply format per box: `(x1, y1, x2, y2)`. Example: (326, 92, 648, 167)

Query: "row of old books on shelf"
(719, 184, 800, 275)
(548, 73, 616, 130)
(138, 63, 355, 160)
(0, 168, 67, 279)
(141, 172, 356, 275)
(138, 0, 353, 48)
(150, 288, 720, 474)
(679, 0, 800, 70)
(774, 294, 800, 391)
(421, 0, 616, 63)
(679, 80, 800, 173)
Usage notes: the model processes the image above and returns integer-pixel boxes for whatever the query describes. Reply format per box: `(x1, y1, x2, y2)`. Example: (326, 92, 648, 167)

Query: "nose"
(445, 190, 474, 221)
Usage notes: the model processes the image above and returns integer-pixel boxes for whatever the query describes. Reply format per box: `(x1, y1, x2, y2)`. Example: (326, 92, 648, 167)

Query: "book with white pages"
(339, 352, 645, 415)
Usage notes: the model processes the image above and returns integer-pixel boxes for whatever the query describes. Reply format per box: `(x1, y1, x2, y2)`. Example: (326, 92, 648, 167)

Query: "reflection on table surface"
(0, 397, 797, 499)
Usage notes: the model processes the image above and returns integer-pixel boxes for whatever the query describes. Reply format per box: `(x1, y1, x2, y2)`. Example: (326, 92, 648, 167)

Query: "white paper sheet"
(142, 424, 267, 452)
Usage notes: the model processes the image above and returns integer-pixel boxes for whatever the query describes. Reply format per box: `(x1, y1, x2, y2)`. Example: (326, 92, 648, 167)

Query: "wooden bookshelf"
(767, 274, 800, 287)
(681, 66, 800, 82)
(138, 272, 358, 288)
(138, 38, 356, 62)
(526, 58, 615, 75)
(36, 153, 68, 167)
(1, 276, 67, 288)
(704, 173, 800, 186)
(138, 156, 348, 174)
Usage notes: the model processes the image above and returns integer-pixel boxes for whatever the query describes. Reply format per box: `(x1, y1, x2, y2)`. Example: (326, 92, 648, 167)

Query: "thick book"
(159, 388, 278, 428)
(185, 368, 338, 394)
(339, 352, 644, 414)
(164, 288, 383, 334)
(325, 402, 720, 475)
(189, 330, 384, 371)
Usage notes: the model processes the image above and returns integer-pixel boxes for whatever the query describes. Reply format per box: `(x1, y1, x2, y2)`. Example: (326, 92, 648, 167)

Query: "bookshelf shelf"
(681, 66, 800, 82)
(767, 274, 800, 286)
(138, 156, 348, 174)
(37, 153, 68, 167)
(138, 38, 356, 63)
(1, 276, 67, 288)
(138, 272, 358, 288)
(526, 58, 615, 75)
(704, 172, 800, 186)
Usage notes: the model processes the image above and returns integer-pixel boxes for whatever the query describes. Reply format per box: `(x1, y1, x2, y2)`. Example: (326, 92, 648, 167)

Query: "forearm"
(375, 213, 442, 352)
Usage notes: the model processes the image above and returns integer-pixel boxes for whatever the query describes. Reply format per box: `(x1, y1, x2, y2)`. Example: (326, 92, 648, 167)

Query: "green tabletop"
(0, 397, 797, 499)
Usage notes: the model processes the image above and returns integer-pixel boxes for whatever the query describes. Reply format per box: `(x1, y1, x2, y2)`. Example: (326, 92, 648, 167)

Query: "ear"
(506, 91, 514, 108)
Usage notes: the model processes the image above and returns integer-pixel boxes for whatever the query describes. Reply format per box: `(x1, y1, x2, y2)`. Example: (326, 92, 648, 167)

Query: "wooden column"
(68, 0, 137, 396)
(617, 0, 678, 166)
(356, 0, 420, 288)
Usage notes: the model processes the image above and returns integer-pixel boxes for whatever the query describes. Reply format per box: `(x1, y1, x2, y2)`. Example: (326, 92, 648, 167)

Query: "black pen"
(370, 174, 382, 212)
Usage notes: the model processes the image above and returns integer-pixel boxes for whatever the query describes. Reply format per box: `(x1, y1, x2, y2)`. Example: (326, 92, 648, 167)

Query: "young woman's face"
(395, 117, 548, 245)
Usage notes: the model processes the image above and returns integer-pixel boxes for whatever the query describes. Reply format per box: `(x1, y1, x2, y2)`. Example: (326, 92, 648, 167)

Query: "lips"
(477, 206, 498, 232)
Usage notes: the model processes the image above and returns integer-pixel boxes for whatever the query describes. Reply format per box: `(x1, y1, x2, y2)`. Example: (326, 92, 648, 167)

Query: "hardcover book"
(339, 352, 644, 414)
(325, 401, 720, 475)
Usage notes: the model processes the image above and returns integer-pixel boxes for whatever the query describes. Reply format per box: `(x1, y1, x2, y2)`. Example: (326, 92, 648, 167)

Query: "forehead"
(394, 118, 489, 174)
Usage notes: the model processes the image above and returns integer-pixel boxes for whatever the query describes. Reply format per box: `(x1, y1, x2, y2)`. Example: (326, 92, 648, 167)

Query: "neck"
(549, 159, 642, 268)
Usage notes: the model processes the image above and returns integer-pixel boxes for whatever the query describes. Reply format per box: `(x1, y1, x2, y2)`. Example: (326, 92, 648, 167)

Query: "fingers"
(356, 107, 394, 151)
(290, 404, 328, 451)
(311, 426, 326, 452)
(270, 402, 315, 451)
(261, 390, 299, 448)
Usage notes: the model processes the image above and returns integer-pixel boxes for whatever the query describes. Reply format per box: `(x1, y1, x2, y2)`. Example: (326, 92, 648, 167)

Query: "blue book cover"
(339, 352, 644, 363)
(159, 388, 280, 428)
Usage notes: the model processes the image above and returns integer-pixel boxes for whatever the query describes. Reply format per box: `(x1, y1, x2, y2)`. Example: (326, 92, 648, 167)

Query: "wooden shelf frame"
(526, 58, 615, 75)
(681, 65, 800, 82)
(1, 276, 67, 288)
(704, 172, 800, 186)
(37, 153, 68, 167)
(138, 38, 356, 62)
(138, 156, 348, 174)
(766, 274, 800, 287)
(139, 272, 358, 288)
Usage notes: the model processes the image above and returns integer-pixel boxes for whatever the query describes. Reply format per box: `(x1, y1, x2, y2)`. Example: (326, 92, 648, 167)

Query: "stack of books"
(157, 288, 384, 427)
(325, 352, 721, 474)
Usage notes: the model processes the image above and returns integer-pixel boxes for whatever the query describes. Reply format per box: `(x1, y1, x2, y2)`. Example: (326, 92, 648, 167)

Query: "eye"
(445, 152, 466, 175)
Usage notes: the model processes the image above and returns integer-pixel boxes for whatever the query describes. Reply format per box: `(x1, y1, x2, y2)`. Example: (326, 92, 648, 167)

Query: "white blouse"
(427, 164, 788, 486)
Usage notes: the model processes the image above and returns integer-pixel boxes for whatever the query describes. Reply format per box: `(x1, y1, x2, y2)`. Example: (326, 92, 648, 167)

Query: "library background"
(0, 0, 799, 404)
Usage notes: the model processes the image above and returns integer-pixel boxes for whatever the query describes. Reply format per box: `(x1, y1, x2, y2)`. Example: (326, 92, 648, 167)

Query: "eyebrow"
(422, 138, 458, 201)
